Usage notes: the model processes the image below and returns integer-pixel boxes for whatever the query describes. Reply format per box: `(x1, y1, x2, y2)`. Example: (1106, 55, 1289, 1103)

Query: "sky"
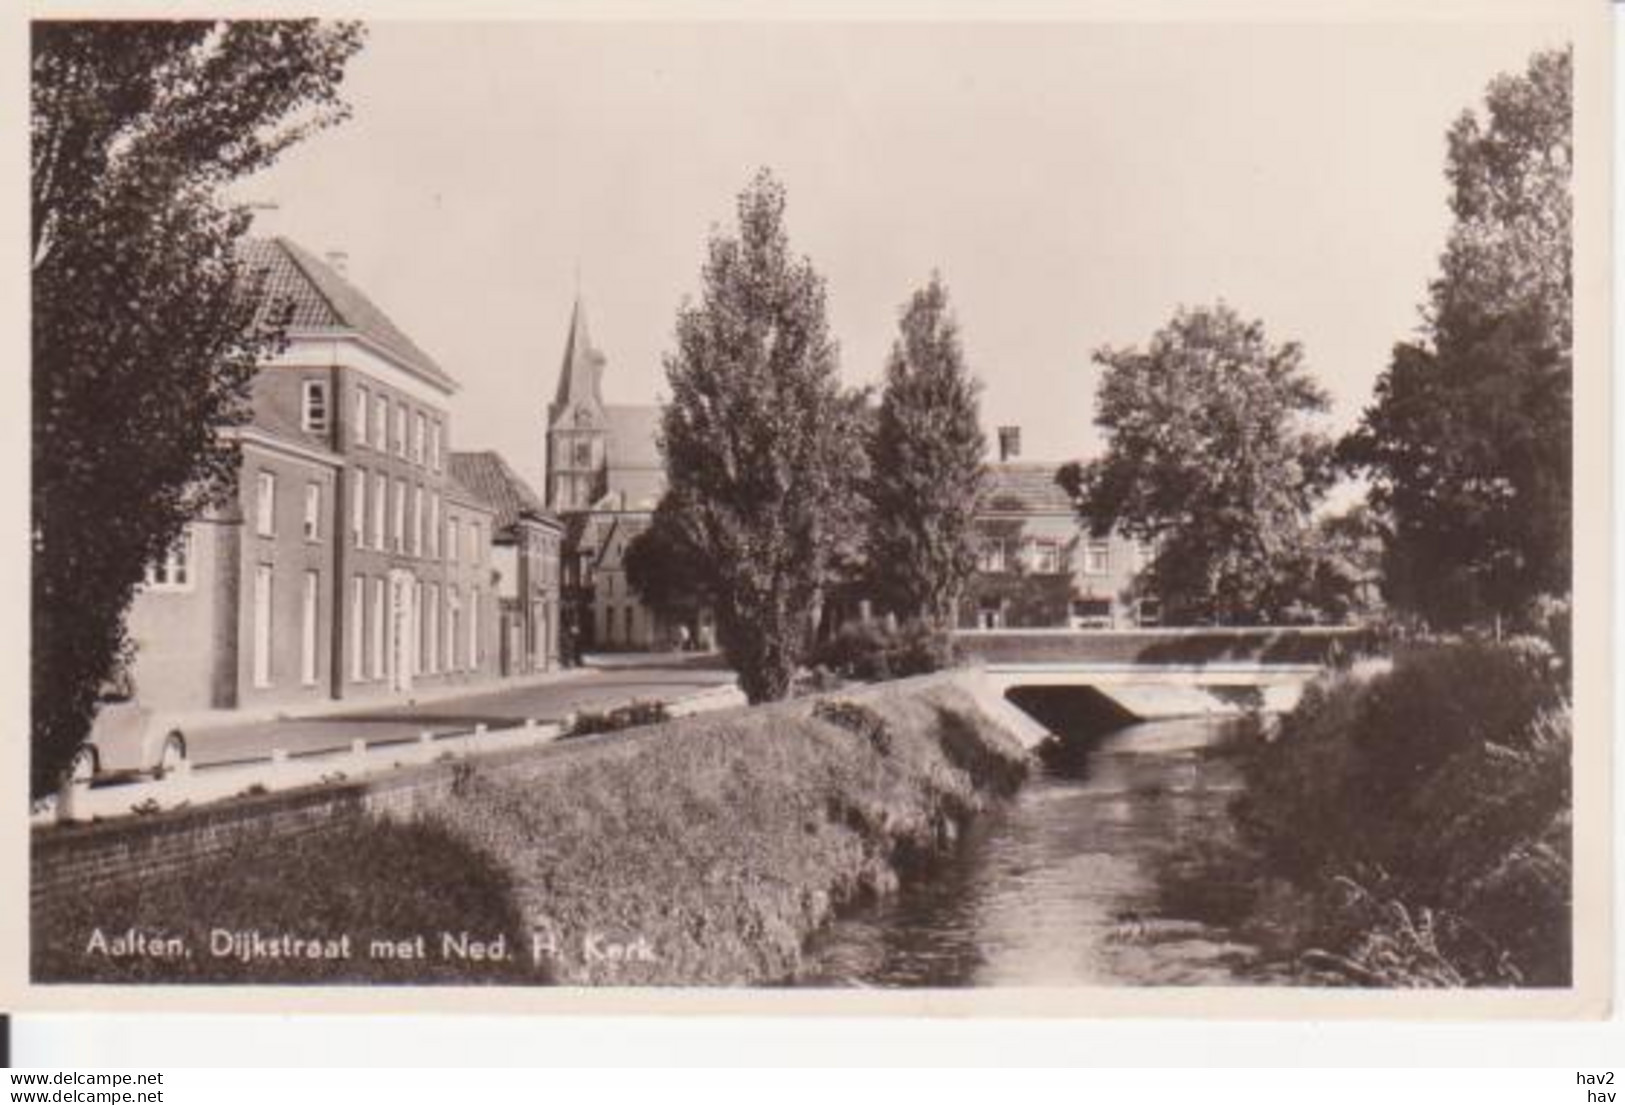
(237, 18, 1569, 498)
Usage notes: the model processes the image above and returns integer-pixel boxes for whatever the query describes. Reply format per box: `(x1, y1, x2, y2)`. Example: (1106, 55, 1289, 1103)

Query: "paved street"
(182, 658, 736, 768)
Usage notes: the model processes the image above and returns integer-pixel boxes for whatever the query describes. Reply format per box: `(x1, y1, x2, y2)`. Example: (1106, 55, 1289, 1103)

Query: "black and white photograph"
(19, 3, 1609, 1012)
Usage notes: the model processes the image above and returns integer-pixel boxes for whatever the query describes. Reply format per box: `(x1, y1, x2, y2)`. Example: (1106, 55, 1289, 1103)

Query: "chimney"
(998, 426, 1021, 462)
(324, 249, 349, 276)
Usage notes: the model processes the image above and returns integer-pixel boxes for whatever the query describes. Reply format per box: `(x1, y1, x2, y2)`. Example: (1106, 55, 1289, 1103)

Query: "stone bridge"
(953, 627, 1376, 748)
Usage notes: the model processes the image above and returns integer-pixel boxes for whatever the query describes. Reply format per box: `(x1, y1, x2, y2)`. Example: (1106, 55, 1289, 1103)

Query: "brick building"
(449, 451, 565, 675)
(960, 428, 1156, 630)
(125, 238, 519, 714)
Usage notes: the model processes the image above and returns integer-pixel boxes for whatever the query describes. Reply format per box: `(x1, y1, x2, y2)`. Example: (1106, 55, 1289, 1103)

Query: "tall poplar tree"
(1340, 47, 1572, 629)
(31, 21, 364, 794)
(867, 274, 987, 626)
(660, 170, 863, 702)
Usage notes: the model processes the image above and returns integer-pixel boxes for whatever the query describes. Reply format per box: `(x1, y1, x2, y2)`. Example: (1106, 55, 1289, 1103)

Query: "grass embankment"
(1160, 639, 1571, 987)
(36, 677, 1028, 985)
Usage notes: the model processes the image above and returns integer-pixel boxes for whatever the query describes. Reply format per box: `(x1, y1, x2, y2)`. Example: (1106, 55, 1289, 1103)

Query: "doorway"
(389, 569, 416, 693)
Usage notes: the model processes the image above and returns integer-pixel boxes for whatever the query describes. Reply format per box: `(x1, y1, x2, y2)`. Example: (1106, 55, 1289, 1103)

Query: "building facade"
(960, 429, 1156, 630)
(545, 300, 706, 652)
(126, 237, 528, 715)
(450, 450, 565, 675)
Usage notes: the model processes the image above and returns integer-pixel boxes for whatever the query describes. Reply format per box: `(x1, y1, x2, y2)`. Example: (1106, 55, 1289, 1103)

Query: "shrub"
(812, 699, 894, 755)
(1230, 639, 1572, 985)
(811, 618, 957, 682)
(566, 699, 671, 739)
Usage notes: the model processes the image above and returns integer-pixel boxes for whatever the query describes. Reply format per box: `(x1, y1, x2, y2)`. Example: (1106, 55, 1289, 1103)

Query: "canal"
(802, 713, 1271, 987)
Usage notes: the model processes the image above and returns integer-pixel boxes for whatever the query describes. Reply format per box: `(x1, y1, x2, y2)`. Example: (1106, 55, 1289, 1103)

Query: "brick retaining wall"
(31, 754, 501, 916)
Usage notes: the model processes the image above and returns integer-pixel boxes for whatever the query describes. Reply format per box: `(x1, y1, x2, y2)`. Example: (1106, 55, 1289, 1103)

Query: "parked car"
(71, 685, 187, 783)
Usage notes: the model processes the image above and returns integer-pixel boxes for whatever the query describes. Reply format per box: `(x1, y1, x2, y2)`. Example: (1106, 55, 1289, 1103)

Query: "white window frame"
(422, 578, 435, 672)
(445, 587, 460, 672)
(1034, 539, 1059, 574)
(354, 385, 369, 446)
(468, 586, 480, 670)
(351, 469, 366, 548)
(429, 495, 441, 558)
(371, 577, 386, 680)
(412, 486, 425, 557)
(413, 412, 427, 465)
(350, 576, 366, 682)
(371, 393, 387, 452)
(301, 379, 329, 434)
(392, 479, 406, 553)
(448, 517, 460, 565)
(255, 471, 276, 537)
(371, 472, 387, 550)
(427, 583, 441, 675)
(303, 482, 321, 542)
(300, 570, 319, 686)
(431, 421, 443, 472)
(1085, 540, 1111, 576)
(395, 403, 408, 459)
(981, 538, 1006, 573)
(144, 530, 195, 591)
(252, 564, 274, 689)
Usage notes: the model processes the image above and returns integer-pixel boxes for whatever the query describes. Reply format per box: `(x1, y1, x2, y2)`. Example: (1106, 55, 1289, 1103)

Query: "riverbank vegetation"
(36, 677, 1028, 986)
(1164, 638, 1570, 987)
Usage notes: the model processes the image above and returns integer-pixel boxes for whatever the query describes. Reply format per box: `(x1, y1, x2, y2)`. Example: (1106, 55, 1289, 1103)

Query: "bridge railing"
(952, 626, 1380, 668)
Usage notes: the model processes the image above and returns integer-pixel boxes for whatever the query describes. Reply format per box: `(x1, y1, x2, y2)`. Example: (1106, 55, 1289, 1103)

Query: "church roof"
(981, 462, 1077, 515)
(552, 297, 606, 412)
(240, 237, 459, 393)
(449, 450, 560, 534)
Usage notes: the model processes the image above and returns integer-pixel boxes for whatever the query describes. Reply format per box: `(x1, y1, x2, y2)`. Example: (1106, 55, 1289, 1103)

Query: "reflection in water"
(802, 716, 1261, 987)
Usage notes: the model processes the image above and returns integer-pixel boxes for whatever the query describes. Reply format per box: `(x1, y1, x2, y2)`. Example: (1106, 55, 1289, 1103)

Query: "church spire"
(552, 296, 606, 413)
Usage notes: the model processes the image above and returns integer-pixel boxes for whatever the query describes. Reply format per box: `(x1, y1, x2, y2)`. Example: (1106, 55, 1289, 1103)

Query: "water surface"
(803, 716, 1263, 987)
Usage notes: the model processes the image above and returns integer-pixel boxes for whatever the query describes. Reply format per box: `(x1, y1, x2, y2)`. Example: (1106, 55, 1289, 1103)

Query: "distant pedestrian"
(676, 624, 692, 652)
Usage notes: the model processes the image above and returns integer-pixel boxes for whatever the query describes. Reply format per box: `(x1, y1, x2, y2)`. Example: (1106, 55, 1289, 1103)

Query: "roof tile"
(448, 450, 558, 533)
(239, 237, 457, 392)
(981, 462, 1077, 514)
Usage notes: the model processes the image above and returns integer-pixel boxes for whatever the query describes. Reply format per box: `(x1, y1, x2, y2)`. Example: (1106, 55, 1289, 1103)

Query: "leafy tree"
(1301, 504, 1387, 625)
(867, 274, 987, 626)
(31, 20, 364, 794)
(623, 494, 713, 622)
(659, 170, 865, 702)
(1340, 48, 1571, 630)
(1060, 303, 1334, 625)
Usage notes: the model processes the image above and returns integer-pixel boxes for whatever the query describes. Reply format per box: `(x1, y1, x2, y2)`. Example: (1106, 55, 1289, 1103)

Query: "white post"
(56, 778, 87, 825)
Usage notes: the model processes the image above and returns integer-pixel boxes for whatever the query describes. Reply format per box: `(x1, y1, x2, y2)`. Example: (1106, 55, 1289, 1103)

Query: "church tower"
(546, 298, 609, 512)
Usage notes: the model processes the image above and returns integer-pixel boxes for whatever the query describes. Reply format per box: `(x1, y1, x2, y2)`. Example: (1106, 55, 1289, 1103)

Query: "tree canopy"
(866, 274, 987, 626)
(659, 169, 866, 702)
(1060, 303, 1334, 625)
(31, 20, 364, 794)
(1340, 47, 1571, 630)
